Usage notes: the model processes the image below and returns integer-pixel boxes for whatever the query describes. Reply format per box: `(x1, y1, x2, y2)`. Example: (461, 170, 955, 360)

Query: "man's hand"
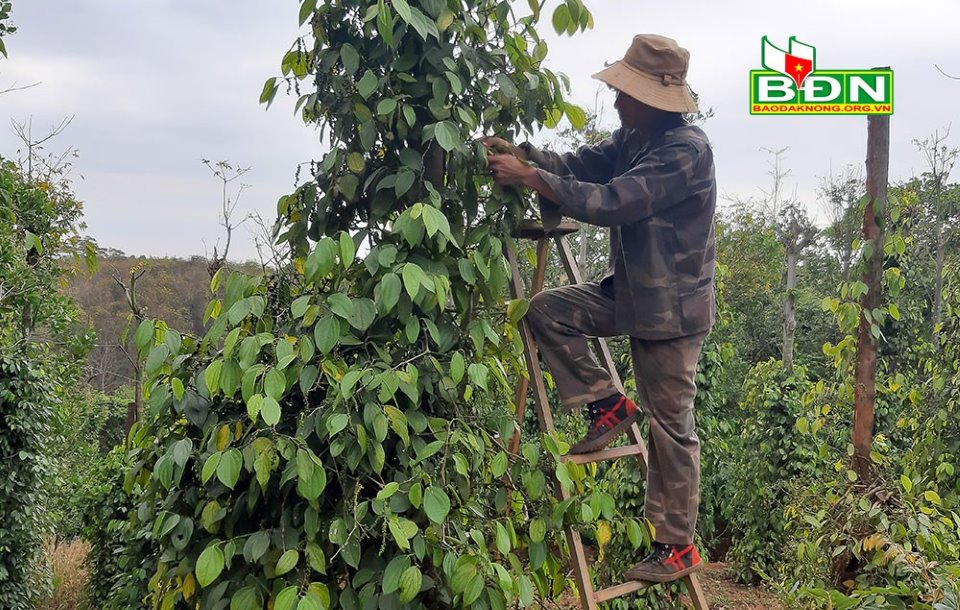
(486, 153, 537, 187)
(486, 154, 562, 204)
(480, 136, 527, 161)
(480, 136, 561, 203)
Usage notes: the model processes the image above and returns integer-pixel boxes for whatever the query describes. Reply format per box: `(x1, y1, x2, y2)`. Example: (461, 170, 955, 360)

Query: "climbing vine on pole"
(113, 1, 595, 609)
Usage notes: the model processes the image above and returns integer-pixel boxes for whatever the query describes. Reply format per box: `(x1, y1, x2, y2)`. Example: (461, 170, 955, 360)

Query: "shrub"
(783, 469, 960, 609)
(79, 444, 145, 608)
(777, 269, 960, 608)
(98, 1, 604, 607)
(49, 388, 129, 538)
(723, 358, 822, 581)
(0, 351, 58, 610)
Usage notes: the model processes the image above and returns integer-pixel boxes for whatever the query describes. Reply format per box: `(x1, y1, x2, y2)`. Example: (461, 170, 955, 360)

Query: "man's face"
(613, 88, 658, 130)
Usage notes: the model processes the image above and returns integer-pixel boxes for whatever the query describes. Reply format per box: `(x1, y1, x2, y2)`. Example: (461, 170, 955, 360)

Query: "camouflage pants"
(527, 282, 707, 545)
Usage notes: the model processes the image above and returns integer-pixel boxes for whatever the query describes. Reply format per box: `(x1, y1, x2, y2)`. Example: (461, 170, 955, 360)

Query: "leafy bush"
(48, 388, 129, 538)
(774, 267, 960, 608)
(782, 411, 959, 608)
(94, 1, 607, 608)
(723, 359, 822, 581)
(0, 351, 58, 610)
(81, 444, 149, 609)
(784, 471, 960, 610)
(0, 155, 94, 608)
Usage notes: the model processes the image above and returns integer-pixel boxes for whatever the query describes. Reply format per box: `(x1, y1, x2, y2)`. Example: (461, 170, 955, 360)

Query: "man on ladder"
(482, 33, 716, 584)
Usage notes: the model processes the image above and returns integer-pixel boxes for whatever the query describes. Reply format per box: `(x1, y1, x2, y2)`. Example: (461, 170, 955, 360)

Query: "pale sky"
(1, 1, 958, 260)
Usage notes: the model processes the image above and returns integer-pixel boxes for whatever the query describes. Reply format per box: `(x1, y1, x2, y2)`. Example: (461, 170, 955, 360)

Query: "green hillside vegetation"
(67, 254, 260, 393)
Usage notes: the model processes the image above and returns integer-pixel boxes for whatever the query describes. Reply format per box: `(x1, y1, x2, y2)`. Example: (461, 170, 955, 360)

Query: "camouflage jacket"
(523, 120, 716, 340)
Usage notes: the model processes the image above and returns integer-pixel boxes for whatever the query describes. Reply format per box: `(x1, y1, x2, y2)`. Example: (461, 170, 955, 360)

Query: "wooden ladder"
(505, 220, 710, 610)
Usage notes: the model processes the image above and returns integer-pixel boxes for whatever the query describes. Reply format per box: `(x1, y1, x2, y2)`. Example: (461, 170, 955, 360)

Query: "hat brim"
(592, 61, 698, 114)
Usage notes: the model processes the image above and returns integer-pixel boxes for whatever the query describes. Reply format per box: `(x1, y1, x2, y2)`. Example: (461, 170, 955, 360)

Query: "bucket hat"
(592, 34, 698, 113)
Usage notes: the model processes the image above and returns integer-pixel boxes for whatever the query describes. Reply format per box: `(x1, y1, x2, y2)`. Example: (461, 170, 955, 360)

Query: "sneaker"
(568, 394, 639, 454)
(624, 542, 702, 583)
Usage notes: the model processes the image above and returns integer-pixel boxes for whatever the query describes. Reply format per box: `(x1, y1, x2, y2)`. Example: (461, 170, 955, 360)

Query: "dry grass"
(35, 538, 92, 610)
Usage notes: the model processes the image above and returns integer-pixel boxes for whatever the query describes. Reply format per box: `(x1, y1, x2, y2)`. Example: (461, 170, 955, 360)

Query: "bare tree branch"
(202, 158, 253, 277)
(112, 265, 147, 321)
(249, 211, 290, 273)
(758, 147, 798, 218)
(0, 80, 41, 95)
(10, 115, 77, 183)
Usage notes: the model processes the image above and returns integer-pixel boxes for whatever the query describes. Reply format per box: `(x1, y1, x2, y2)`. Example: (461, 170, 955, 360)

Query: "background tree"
(778, 202, 818, 373)
(201, 159, 252, 278)
(911, 127, 958, 344)
(10, 116, 77, 187)
(818, 165, 865, 284)
(722, 148, 824, 370)
(111, 263, 148, 427)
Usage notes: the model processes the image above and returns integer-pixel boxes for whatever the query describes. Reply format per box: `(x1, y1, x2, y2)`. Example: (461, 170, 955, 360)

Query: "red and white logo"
(761, 36, 816, 88)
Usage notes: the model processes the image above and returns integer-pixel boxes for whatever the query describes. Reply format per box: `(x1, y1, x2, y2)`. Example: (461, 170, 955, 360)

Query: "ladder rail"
(506, 240, 598, 609)
(507, 238, 551, 455)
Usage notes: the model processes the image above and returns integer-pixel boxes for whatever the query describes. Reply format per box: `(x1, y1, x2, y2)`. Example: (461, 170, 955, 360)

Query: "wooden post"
(853, 104, 889, 482)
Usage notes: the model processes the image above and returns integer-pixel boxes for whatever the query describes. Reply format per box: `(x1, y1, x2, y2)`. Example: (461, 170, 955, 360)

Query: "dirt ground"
(698, 562, 784, 610)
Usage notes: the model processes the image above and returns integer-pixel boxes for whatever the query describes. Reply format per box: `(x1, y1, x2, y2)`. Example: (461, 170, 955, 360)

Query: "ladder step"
(593, 579, 651, 603)
(510, 219, 580, 239)
(563, 444, 646, 465)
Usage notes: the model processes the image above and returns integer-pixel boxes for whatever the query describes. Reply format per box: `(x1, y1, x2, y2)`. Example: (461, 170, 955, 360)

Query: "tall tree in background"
(912, 127, 959, 345)
(112, 263, 147, 428)
(727, 148, 819, 371)
(778, 203, 817, 373)
(756, 149, 819, 372)
(818, 166, 865, 284)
